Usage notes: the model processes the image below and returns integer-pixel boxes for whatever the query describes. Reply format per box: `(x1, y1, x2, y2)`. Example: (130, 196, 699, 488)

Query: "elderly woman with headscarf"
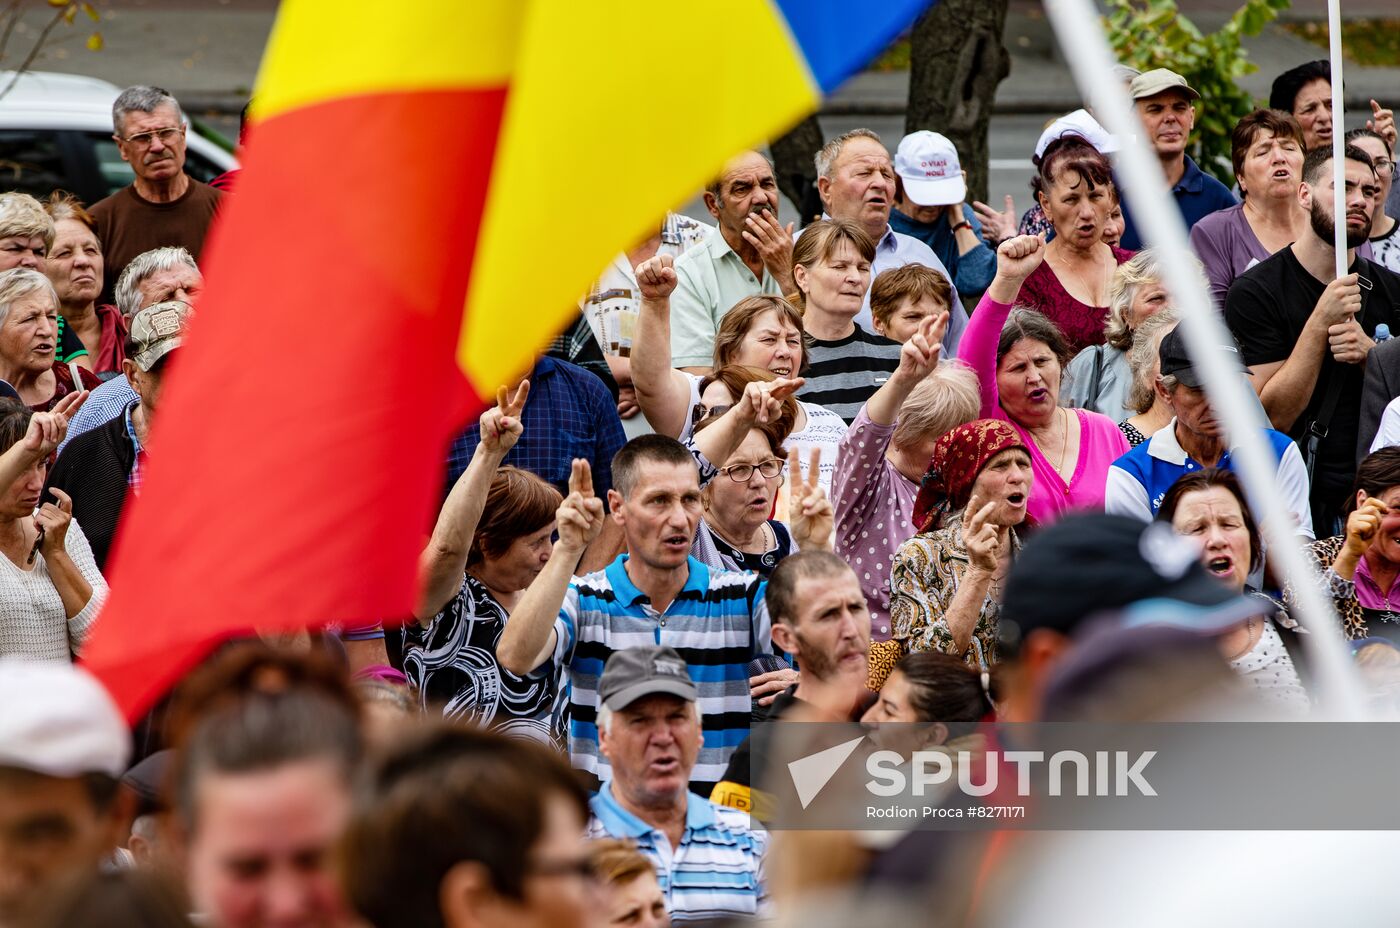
(888, 419, 1033, 670)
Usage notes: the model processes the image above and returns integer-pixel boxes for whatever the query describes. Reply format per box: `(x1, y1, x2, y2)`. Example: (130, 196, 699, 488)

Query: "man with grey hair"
(586, 644, 770, 923)
(670, 150, 790, 371)
(811, 128, 966, 353)
(59, 247, 203, 452)
(89, 85, 222, 303)
(47, 301, 193, 569)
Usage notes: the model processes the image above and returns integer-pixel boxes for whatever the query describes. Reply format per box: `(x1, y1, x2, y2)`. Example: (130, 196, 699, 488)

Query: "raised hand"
(995, 234, 1047, 282)
(788, 447, 832, 550)
(972, 195, 1018, 245)
(556, 458, 606, 553)
(1343, 496, 1389, 559)
(962, 495, 1002, 573)
(896, 311, 949, 381)
(35, 487, 74, 559)
(636, 253, 678, 302)
(479, 380, 528, 454)
(1368, 99, 1396, 149)
(732, 376, 804, 428)
(742, 208, 796, 287)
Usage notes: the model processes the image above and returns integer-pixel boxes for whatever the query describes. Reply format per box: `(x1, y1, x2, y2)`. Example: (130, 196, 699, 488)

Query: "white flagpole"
(1042, 0, 1367, 718)
(1328, 0, 1348, 277)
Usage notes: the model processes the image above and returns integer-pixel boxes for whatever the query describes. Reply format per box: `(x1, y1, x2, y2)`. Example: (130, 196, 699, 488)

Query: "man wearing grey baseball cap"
(0, 659, 131, 926)
(46, 299, 191, 570)
(587, 645, 770, 923)
(1118, 67, 1237, 250)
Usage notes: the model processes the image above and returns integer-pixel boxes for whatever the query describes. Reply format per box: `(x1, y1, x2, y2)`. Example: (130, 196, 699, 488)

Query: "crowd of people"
(4, 57, 1400, 926)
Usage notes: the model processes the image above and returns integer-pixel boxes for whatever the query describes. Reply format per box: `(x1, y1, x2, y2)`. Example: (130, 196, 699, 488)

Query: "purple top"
(963, 294, 1130, 525)
(1189, 204, 1273, 309)
(1017, 246, 1135, 354)
(832, 407, 919, 641)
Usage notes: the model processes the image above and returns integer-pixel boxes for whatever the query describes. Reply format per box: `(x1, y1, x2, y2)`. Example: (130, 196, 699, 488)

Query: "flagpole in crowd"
(1042, 0, 1367, 718)
(1327, 0, 1349, 275)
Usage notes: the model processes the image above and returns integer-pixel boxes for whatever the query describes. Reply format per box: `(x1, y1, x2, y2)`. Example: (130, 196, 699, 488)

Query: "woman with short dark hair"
(1158, 468, 1309, 709)
(0, 394, 103, 661)
(1190, 109, 1309, 306)
(1288, 447, 1400, 645)
(406, 381, 568, 745)
(1014, 136, 1134, 355)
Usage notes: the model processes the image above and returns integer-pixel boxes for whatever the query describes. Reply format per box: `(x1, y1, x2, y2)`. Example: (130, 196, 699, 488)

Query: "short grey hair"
(814, 128, 884, 180)
(1104, 249, 1167, 351)
(1125, 310, 1179, 415)
(0, 267, 58, 327)
(892, 360, 981, 451)
(114, 246, 198, 318)
(112, 85, 185, 137)
(596, 700, 701, 736)
(0, 192, 55, 250)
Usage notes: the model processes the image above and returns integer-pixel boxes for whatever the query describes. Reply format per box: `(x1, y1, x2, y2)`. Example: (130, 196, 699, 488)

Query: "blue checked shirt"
(59, 375, 138, 454)
(444, 356, 625, 498)
(123, 400, 146, 495)
(587, 782, 769, 923)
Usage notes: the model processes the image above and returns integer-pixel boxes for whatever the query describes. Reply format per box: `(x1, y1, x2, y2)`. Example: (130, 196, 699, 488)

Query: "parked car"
(0, 70, 238, 206)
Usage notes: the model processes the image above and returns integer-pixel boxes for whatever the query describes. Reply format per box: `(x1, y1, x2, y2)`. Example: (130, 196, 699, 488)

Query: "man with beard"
(1227, 145, 1400, 534)
(90, 86, 223, 304)
(710, 550, 874, 813)
(671, 151, 792, 371)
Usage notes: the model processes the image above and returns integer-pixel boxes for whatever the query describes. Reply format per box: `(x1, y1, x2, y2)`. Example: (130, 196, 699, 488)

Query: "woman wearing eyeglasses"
(1348, 128, 1400, 274)
(689, 409, 832, 576)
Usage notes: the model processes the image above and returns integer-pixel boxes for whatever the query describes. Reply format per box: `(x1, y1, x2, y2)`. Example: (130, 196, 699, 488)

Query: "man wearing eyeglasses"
(89, 85, 224, 304)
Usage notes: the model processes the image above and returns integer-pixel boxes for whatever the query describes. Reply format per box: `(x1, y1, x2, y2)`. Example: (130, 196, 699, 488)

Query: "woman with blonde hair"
(1064, 249, 1173, 421)
(44, 192, 127, 373)
(789, 218, 900, 422)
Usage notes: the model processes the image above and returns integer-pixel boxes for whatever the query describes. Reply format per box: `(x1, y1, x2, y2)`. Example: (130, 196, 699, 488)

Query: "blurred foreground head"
(341, 721, 596, 928)
(170, 643, 364, 928)
(0, 660, 130, 926)
(997, 514, 1274, 722)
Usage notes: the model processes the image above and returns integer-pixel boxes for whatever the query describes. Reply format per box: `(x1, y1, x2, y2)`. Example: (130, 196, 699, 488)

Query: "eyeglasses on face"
(718, 459, 784, 483)
(121, 126, 184, 147)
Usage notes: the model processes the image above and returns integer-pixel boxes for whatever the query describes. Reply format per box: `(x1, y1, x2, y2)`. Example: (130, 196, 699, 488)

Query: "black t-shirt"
(1225, 248, 1400, 506)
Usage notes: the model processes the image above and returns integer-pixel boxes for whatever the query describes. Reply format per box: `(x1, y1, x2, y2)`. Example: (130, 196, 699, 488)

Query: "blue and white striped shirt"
(587, 782, 769, 923)
(58, 375, 137, 454)
(554, 555, 770, 792)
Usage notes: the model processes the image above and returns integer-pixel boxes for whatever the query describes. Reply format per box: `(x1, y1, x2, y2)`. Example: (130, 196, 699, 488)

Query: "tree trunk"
(769, 114, 826, 229)
(905, 0, 1011, 205)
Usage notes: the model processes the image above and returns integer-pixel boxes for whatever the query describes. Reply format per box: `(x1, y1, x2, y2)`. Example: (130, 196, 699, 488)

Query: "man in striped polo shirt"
(498, 435, 795, 793)
(587, 645, 769, 923)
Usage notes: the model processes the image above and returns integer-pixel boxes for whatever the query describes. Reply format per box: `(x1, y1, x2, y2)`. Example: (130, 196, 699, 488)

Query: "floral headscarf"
(912, 419, 1027, 532)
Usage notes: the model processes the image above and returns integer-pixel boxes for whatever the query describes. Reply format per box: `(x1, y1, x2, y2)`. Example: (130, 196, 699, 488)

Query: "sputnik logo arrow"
(787, 736, 866, 809)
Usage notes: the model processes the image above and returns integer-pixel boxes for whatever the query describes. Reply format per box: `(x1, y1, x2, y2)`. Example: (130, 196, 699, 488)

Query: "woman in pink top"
(1017, 136, 1134, 354)
(962, 235, 1129, 525)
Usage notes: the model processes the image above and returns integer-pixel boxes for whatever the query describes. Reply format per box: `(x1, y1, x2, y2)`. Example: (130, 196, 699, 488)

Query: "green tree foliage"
(1104, 0, 1292, 185)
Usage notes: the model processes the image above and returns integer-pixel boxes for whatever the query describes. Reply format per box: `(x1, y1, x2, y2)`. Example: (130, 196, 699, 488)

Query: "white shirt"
(1371, 394, 1400, 454)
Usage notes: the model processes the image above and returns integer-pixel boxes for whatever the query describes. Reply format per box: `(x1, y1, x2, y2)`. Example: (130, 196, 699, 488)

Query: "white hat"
(0, 659, 129, 778)
(894, 131, 966, 206)
(1034, 109, 1119, 160)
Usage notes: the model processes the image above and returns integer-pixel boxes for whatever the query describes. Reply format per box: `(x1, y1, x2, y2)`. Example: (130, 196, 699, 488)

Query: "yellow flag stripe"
(252, 0, 520, 122)
(458, 0, 819, 392)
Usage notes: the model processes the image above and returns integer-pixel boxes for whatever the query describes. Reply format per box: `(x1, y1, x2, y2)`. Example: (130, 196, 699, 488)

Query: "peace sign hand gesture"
(962, 494, 1002, 574)
(895, 311, 949, 382)
(480, 380, 529, 455)
(556, 458, 606, 554)
(788, 448, 833, 551)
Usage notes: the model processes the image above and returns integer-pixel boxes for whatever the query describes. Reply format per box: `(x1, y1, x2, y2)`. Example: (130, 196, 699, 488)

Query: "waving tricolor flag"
(83, 0, 934, 719)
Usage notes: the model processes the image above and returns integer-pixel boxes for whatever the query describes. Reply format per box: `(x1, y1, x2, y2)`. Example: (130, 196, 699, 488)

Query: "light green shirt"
(669, 229, 783, 368)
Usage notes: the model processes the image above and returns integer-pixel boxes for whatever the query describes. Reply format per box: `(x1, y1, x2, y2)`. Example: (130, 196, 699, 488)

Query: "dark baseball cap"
(599, 645, 697, 711)
(1158, 327, 1248, 390)
(999, 514, 1274, 653)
